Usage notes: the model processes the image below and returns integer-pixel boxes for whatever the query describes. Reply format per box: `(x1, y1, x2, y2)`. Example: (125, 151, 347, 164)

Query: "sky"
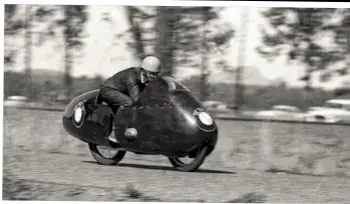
(5, 4, 350, 90)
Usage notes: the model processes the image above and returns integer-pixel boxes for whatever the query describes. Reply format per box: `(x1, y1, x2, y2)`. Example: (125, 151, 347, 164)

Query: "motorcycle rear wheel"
(88, 143, 126, 165)
(168, 146, 209, 172)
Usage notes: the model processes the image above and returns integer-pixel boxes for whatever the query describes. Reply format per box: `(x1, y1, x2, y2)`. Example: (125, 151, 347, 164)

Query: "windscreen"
(162, 77, 190, 92)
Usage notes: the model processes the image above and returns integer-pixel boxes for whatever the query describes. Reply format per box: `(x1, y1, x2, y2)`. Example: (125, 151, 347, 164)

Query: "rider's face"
(145, 71, 158, 81)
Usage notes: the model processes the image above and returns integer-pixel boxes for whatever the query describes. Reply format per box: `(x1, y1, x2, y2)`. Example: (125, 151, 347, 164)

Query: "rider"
(100, 55, 161, 142)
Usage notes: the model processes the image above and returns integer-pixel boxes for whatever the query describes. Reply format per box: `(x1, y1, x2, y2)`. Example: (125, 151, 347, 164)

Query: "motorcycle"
(62, 76, 218, 172)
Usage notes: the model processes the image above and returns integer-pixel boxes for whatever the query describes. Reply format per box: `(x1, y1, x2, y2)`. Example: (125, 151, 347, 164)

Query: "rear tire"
(168, 146, 209, 172)
(88, 143, 126, 165)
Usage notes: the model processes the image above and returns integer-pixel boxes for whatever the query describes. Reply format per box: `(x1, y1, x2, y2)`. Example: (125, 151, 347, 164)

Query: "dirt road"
(3, 108, 350, 202)
(4, 148, 350, 203)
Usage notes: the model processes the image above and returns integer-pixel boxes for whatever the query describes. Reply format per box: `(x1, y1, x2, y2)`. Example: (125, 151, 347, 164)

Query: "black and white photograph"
(2, 0, 350, 202)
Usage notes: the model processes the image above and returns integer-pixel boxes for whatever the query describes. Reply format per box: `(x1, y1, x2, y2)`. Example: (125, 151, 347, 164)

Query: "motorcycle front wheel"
(88, 143, 126, 165)
(168, 145, 209, 172)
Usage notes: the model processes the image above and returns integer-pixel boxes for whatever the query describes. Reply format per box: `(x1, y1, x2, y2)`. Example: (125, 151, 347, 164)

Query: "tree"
(4, 5, 88, 99)
(4, 5, 24, 65)
(34, 5, 88, 98)
(114, 6, 234, 78)
(110, 6, 234, 102)
(125, 6, 154, 60)
(5, 4, 50, 99)
(257, 8, 350, 89)
(61, 6, 88, 97)
(172, 7, 234, 68)
(154, 6, 178, 76)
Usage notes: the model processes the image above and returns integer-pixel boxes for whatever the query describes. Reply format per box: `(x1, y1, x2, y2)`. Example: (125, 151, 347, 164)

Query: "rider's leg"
(100, 87, 133, 111)
(99, 88, 133, 143)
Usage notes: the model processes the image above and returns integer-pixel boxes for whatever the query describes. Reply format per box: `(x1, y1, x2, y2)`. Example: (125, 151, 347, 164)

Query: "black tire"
(168, 146, 209, 172)
(88, 143, 126, 165)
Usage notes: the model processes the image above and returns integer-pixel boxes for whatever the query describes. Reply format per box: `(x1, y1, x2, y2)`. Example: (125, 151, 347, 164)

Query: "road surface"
(4, 148, 350, 203)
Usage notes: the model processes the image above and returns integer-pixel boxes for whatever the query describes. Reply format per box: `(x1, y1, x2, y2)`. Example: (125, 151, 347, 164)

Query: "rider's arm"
(126, 76, 140, 105)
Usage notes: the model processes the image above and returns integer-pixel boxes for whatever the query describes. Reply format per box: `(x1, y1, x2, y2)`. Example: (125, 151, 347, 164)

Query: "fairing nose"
(197, 110, 214, 126)
(193, 107, 217, 132)
(170, 91, 217, 133)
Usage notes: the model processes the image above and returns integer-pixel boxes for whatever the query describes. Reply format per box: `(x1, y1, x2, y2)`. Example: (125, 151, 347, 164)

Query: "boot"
(108, 114, 118, 143)
(108, 106, 121, 143)
(108, 125, 118, 143)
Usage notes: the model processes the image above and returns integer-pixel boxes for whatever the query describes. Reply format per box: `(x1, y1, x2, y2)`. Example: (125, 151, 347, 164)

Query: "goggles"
(145, 71, 159, 79)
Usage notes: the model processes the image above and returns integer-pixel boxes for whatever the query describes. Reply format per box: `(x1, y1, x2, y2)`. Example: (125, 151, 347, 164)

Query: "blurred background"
(4, 4, 350, 123)
(4, 5, 350, 192)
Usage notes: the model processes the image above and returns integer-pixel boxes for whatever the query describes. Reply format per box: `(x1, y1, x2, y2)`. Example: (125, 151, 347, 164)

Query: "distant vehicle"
(255, 105, 305, 121)
(3, 96, 28, 108)
(307, 106, 325, 112)
(305, 99, 350, 124)
(202, 100, 234, 115)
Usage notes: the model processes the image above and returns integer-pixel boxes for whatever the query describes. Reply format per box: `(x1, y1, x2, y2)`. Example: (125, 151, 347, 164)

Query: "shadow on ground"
(82, 161, 236, 174)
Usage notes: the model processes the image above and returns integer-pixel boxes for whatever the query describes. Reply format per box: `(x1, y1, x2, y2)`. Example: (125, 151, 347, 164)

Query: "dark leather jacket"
(101, 67, 146, 103)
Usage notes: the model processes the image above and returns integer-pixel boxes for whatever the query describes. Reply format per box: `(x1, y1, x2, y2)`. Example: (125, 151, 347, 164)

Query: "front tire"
(168, 146, 209, 172)
(88, 143, 126, 165)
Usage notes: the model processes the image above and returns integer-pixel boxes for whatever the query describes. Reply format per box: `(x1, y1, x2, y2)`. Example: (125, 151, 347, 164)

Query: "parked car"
(3, 96, 28, 108)
(305, 99, 350, 124)
(255, 105, 305, 121)
(202, 100, 234, 116)
(307, 106, 325, 112)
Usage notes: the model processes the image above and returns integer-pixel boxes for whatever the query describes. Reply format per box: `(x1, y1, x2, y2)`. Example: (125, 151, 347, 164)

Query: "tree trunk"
(154, 7, 176, 77)
(63, 8, 73, 98)
(63, 45, 73, 98)
(24, 5, 32, 99)
(126, 7, 145, 61)
(235, 8, 249, 112)
(200, 9, 210, 102)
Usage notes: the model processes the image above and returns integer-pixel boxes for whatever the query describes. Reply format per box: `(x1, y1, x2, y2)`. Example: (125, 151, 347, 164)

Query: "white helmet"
(141, 56, 161, 73)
